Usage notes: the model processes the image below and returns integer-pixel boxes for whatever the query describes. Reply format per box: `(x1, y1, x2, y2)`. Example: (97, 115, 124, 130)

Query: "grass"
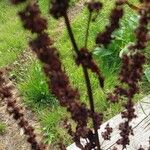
(0, 1, 28, 68)
(1, 0, 148, 147)
(39, 108, 71, 145)
(18, 60, 58, 109)
(0, 122, 6, 135)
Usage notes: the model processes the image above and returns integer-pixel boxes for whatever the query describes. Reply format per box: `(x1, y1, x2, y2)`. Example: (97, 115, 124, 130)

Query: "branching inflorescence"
(10, 0, 104, 149)
(7, 0, 150, 149)
(0, 70, 46, 150)
(50, 0, 106, 149)
(107, 0, 150, 149)
(96, 0, 126, 47)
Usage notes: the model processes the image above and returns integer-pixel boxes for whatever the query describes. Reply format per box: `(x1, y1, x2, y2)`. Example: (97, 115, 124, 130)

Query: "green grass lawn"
(1, 0, 148, 147)
(0, 1, 28, 67)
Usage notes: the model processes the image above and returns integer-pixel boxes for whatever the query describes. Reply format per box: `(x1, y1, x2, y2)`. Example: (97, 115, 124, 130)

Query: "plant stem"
(84, 12, 92, 48)
(83, 67, 101, 150)
(63, 13, 80, 56)
(63, 13, 101, 150)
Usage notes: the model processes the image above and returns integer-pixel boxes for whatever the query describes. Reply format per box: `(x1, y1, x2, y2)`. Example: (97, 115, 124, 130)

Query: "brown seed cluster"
(87, 1, 103, 12)
(107, 0, 150, 149)
(50, 0, 69, 19)
(96, 0, 126, 47)
(116, 121, 133, 147)
(108, 52, 145, 103)
(0, 71, 45, 150)
(130, 0, 150, 50)
(107, 0, 149, 103)
(101, 124, 113, 140)
(19, 4, 47, 33)
(76, 48, 104, 88)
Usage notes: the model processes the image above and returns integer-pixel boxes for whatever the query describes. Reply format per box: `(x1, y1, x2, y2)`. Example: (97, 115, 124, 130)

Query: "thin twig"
(84, 12, 92, 48)
(63, 13, 80, 56)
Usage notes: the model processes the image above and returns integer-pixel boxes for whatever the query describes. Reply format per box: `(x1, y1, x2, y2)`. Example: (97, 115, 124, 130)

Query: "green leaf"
(93, 47, 113, 58)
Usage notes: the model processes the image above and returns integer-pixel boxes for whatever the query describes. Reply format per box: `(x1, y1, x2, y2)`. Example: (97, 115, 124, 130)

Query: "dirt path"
(0, 1, 86, 150)
(0, 73, 43, 150)
(0, 101, 40, 150)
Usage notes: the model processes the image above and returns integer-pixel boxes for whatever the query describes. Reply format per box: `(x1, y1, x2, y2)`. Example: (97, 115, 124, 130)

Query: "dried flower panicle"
(114, 44, 146, 148)
(19, 3, 47, 33)
(107, 0, 150, 149)
(87, 1, 103, 12)
(108, 52, 145, 103)
(76, 48, 104, 88)
(50, 0, 69, 19)
(96, 0, 126, 46)
(101, 123, 113, 140)
(11, 1, 101, 149)
(116, 121, 133, 148)
(130, 0, 150, 50)
(0, 70, 45, 150)
(108, 0, 149, 103)
(121, 98, 137, 119)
